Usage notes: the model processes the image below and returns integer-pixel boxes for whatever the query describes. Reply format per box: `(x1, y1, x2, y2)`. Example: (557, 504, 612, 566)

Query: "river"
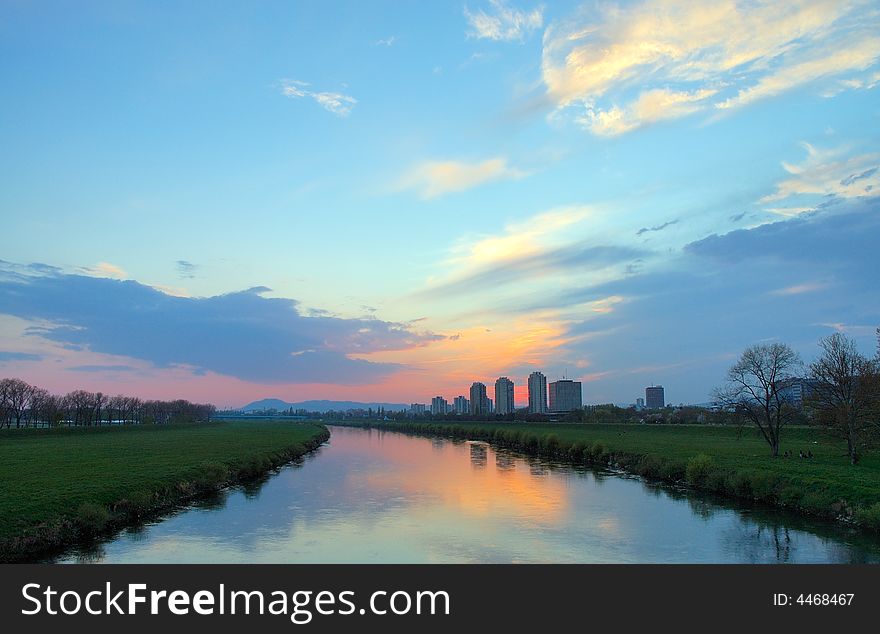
(55, 425, 880, 563)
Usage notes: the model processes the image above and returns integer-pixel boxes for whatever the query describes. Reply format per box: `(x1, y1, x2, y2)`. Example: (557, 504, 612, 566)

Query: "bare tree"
(3, 378, 36, 428)
(714, 343, 802, 457)
(809, 333, 879, 464)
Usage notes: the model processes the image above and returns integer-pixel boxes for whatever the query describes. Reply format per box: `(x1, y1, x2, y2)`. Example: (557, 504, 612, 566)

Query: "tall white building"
(528, 371, 548, 414)
(549, 379, 582, 412)
(430, 396, 448, 415)
(494, 377, 515, 414)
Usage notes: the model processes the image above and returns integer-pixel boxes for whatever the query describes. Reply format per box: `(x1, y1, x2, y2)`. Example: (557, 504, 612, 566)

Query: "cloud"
(542, 0, 880, 135)
(68, 364, 140, 373)
(375, 36, 396, 46)
(399, 157, 527, 198)
(0, 266, 443, 384)
(636, 219, 678, 236)
(769, 282, 827, 296)
(79, 262, 128, 279)
(465, 1, 543, 42)
(580, 88, 717, 136)
(280, 80, 357, 117)
(760, 142, 880, 213)
(0, 351, 43, 362)
(176, 260, 198, 279)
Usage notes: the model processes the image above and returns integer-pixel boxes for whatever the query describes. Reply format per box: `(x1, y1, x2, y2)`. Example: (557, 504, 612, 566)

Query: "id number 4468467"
(773, 594, 854, 606)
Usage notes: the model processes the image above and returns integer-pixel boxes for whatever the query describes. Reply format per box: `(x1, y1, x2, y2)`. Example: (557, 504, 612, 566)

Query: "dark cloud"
(729, 212, 746, 223)
(175, 260, 198, 279)
(0, 351, 43, 362)
(0, 267, 442, 384)
(840, 167, 877, 187)
(636, 219, 678, 236)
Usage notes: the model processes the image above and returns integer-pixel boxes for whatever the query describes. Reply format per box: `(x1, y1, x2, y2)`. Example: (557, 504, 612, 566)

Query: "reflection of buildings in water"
(431, 438, 447, 452)
(528, 459, 548, 477)
(495, 452, 516, 472)
(469, 442, 488, 469)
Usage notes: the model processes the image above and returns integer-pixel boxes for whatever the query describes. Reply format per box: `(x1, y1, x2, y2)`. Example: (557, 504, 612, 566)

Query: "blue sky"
(1, 0, 878, 407)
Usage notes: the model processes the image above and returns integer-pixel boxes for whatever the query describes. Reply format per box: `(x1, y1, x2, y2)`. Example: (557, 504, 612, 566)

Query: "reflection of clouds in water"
(53, 426, 880, 563)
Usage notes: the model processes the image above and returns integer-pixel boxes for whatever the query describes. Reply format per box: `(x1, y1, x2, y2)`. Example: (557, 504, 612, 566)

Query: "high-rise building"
(430, 396, 448, 415)
(469, 382, 488, 416)
(549, 379, 582, 412)
(494, 377, 515, 414)
(528, 371, 548, 414)
(635, 397, 645, 410)
(453, 396, 469, 415)
(409, 403, 426, 415)
(645, 385, 665, 409)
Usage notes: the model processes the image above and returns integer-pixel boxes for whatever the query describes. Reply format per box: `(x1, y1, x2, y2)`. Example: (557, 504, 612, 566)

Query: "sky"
(1, 0, 878, 408)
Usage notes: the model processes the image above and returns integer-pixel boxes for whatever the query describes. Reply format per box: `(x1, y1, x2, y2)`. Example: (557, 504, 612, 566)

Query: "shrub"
(729, 472, 754, 498)
(76, 503, 111, 535)
(659, 460, 686, 482)
(685, 454, 714, 487)
(590, 441, 606, 459)
(855, 503, 880, 532)
(779, 486, 803, 507)
(637, 455, 663, 479)
(542, 434, 560, 452)
(706, 471, 728, 494)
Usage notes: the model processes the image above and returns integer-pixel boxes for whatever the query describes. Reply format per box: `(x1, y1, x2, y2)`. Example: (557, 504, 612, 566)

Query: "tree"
(809, 333, 879, 464)
(714, 343, 802, 457)
(2, 378, 36, 428)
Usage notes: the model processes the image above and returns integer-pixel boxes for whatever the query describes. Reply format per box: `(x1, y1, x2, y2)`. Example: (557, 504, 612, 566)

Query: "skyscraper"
(645, 385, 665, 409)
(453, 395, 469, 415)
(528, 371, 548, 414)
(549, 379, 582, 412)
(430, 396, 448, 415)
(494, 377, 515, 414)
(469, 382, 488, 416)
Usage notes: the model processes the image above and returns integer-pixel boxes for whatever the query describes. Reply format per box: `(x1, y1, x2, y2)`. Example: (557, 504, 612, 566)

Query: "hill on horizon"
(240, 398, 409, 413)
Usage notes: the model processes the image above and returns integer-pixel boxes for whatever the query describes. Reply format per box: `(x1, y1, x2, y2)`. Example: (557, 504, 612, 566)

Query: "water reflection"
(55, 425, 880, 564)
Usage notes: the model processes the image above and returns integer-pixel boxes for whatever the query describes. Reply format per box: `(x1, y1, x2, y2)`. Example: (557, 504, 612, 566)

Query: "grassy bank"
(336, 420, 880, 532)
(0, 420, 329, 561)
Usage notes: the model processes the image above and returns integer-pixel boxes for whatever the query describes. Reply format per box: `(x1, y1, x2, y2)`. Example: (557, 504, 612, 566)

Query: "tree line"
(715, 330, 880, 464)
(0, 377, 216, 429)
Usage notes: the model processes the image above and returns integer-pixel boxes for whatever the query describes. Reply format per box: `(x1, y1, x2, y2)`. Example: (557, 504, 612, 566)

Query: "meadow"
(0, 420, 328, 561)
(336, 420, 880, 531)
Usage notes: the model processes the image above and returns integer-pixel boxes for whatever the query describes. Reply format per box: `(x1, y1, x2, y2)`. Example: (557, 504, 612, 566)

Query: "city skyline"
(1, 1, 878, 408)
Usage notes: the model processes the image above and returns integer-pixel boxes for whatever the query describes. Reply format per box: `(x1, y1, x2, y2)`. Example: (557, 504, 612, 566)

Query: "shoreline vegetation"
(332, 420, 880, 533)
(0, 419, 329, 562)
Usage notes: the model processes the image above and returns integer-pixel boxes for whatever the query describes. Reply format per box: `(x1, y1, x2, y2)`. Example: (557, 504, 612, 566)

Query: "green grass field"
(337, 420, 880, 530)
(0, 420, 328, 560)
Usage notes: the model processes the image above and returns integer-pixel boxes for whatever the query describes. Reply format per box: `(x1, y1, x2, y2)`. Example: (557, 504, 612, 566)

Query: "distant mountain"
(240, 398, 409, 413)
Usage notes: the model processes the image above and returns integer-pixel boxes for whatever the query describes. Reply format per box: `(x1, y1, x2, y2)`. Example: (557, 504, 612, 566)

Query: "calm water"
(57, 425, 880, 563)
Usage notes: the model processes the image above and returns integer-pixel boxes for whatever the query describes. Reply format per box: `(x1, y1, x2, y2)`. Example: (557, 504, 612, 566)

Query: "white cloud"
(542, 0, 880, 135)
(280, 80, 357, 117)
(80, 262, 128, 279)
(760, 142, 880, 212)
(465, 1, 543, 42)
(399, 157, 527, 198)
(375, 36, 396, 47)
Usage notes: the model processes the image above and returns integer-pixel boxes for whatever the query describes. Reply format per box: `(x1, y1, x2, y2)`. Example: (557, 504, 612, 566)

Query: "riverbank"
(0, 420, 329, 562)
(334, 421, 880, 532)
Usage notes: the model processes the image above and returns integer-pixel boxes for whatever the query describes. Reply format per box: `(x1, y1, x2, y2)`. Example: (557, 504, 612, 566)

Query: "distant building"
(635, 397, 645, 410)
(549, 379, 582, 412)
(469, 382, 489, 416)
(528, 371, 548, 414)
(494, 377, 515, 415)
(487, 398, 494, 414)
(409, 403, 426, 415)
(645, 385, 665, 409)
(453, 395, 470, 415)
(777, 378, 819, 409)
(430, 396, 448, 415)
